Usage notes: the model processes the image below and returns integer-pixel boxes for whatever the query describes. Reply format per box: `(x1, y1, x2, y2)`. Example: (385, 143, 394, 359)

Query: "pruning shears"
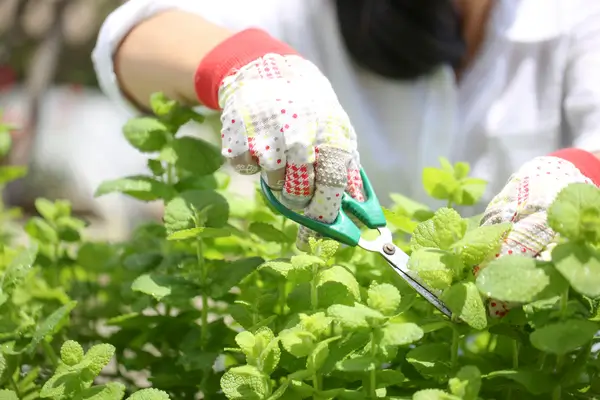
(260, 167, 452, 319)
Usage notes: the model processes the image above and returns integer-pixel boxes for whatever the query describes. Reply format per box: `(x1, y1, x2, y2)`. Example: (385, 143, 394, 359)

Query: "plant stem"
(166, 163, 175, 186)
(451, 323, 459, 369)
(42, 341, 59, 368)
(310, 264, 319, 311)
(512, 340, 519, 369)
(196, 238, 208, 350)
(559, 287, 569, 318)
(369, 330, 379, 399)
(278, 280, 287, 316)
(446, 199, 453, 208)
(9, 375, 21, 398)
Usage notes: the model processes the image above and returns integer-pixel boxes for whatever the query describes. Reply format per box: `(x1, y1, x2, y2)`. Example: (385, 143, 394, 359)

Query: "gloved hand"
(475, 148, 600, 317)
(195, 29, 365, 250)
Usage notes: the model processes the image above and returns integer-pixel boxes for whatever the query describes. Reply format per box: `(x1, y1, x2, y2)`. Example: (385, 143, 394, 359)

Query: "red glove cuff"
(194, 28, 299, 110)
(550, 147, 600, 186)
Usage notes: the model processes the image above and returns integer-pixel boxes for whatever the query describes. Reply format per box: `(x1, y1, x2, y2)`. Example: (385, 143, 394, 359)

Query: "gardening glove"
(475, 148, 600, 317)
(194, 29, 365, 251)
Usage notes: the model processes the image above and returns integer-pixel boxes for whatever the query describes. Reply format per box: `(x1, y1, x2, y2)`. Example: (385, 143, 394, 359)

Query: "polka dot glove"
(217, 54, 365, 250)
(475, 149, 600, 318)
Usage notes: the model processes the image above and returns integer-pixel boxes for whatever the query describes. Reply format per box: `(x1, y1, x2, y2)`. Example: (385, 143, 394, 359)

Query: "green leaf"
(327, 303, 386, 330)
(74, 382, 126, 400)
(0, 390, 19, 400)
(249, 222, 292, 243)
(452, 178, 487, 206)
(453, 162, 470, 179)
(529, 319, 598, 355)
(147, 159, 165, 176)
(336, 355, 377, 371)
(410, 208, 466, 251)
(279, 328, 315, 358)
(389, 193, 433, 221)
(163, 190, 229, 233)
(422, 168, 459, 200)
(126, 388, 170, 400)
(123, 117, 168, 152)
(552, 243, 600, 297)
(25, 217, 58, 244)
(0, 166, 27, 185)
(131, 274, 197, 302)
(60, 340, 84, 366)
(79, 343, 117, 381)
(259, 260, 294, 278)
(475, 255, 550, 302)
(485, 369, 556, 395)
(308, 238, 339, 261)
(448, 365, 481, 400)
(26, 301, 77, 353)
(441, 282, 487, 330)
(381, 322, 423, 347)
(2, 244, 38, 290)
(381, 207, 418, 234)
(407, 248, 461, 290)
(367, 282, 401, 315)
(406, 343, 452, 378)
(208, 257, 264, 298)
(150, 92, 204, 127)
(547, 182, 600, 242)
(317, 265, 361, 307)
(95, 176, 176, 201)
(299, 312, 333, 337)
(290, 254, 325, 270)
(220, 365, 269, 400)
(241, 327, 280, 374)
(166, 226, 231, 241)
(172, 137, 223, 176)
(307, 336, 340, 372)
(413, 389, 460, 400)
(451, 223, 511, 266)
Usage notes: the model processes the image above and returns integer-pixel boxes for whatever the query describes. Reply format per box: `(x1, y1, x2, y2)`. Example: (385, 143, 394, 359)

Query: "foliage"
(0, 96, 598, 400)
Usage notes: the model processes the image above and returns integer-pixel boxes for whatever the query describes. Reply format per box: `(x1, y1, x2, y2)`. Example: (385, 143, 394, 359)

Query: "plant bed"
(0, 94, 598, 400)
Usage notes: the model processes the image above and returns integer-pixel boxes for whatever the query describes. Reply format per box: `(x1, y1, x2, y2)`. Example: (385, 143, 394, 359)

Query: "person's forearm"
(114, 10, 233, 110)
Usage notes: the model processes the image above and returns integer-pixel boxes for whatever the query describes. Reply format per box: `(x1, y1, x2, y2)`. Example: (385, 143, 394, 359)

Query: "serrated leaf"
(317, 265, 360, 307)
(441, 282, 487, 330)
(259, 260, 294, 278)
(380, 322, 423, 347)
(475, 255, 550, 302)
(406, 343, 452, 378)
(529, 319, 598, 355)
(452, 178, 487, 206)
(123, 117, 168, 152)
(327, 303, 386, 330)
(126, 388, 170, 400)
(410, 208, 466, 252)
(381, 207, 418, 234)
(422, 168, 459, 200)
(408, 248, 461, 290)
(552, 243, 600, 297)
(163, 190, 229, 233)
(95, 176, 176, 201)
(290, 254, 325, 270)
(547, 182, 600, 242)
(336, 355, 377, 371)
(367, 282, 401, 315)
(166, 226, 231, 241)
(307, 336, 340, 372)
(451, 223, 511, 266)
(61, 340, 84, 366)
(0, 390, 19, 400)
(26, 301, 77, 353)
(308, 238, 339, 261)
(74, 382, 126, 400)
(208, 257, 264, 298)
(220, 365, 269, 400)
(172, 137, 223, 176)
(413, 389, 460, 400)
(279, 329, 315, 358)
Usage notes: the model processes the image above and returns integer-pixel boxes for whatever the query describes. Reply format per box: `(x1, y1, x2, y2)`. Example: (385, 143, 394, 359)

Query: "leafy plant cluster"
(0, 95, 598, 400)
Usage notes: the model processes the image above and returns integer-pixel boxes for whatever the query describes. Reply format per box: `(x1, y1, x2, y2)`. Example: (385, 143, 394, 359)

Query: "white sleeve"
(562, 0, 600, 154)
(91, 0, 302, 116)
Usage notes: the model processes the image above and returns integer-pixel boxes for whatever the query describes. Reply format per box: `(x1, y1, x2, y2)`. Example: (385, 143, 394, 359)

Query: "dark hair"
(334, 0, 466, 80)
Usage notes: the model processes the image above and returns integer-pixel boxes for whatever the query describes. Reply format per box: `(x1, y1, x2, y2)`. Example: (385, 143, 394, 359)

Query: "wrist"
(194, 28, 299, 110)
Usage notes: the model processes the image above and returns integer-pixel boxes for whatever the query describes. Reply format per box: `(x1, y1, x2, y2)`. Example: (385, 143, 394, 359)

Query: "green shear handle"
(260, 168, 387, 246)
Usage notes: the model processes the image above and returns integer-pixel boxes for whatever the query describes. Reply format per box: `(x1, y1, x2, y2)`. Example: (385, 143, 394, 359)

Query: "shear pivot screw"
(383, 243, 396, 255)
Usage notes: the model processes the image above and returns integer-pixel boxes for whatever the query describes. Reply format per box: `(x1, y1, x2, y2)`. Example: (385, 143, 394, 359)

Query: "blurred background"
(0, 0, 240, 241)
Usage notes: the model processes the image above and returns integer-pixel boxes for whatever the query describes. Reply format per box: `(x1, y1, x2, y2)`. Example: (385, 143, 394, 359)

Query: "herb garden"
(0, 94, 598, 400)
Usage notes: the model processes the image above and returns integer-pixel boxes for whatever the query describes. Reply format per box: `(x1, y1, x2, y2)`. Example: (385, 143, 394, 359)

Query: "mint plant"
(0, 101, 598, 400)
